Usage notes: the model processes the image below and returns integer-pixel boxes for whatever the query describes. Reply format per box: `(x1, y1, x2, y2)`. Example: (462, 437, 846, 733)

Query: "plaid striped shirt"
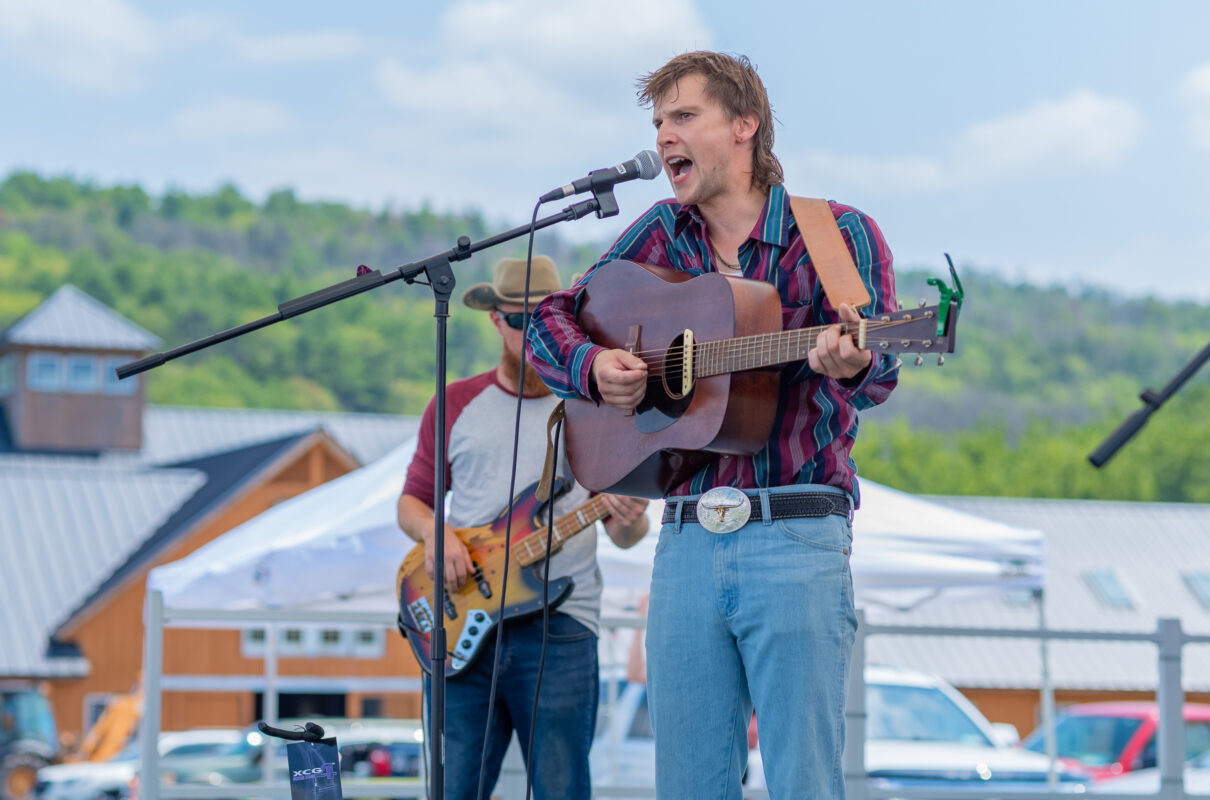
(525, 184, 899, 502)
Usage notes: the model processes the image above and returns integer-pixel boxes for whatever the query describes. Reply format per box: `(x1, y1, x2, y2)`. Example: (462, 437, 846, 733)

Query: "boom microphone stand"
(1089, 336, 1210, 467)
(117, 186, 621, 799)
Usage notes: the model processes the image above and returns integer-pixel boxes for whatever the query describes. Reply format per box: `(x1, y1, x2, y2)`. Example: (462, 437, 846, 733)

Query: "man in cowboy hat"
(397, 254, 649, 800)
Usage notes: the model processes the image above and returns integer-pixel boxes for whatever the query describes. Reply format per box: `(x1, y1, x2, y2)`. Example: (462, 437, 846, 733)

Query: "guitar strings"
(622, 316, 924, 365)
(638, 318, 938, 379)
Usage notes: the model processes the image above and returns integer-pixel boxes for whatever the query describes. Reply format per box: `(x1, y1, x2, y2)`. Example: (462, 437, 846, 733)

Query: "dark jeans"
(425, 611, 599, 800)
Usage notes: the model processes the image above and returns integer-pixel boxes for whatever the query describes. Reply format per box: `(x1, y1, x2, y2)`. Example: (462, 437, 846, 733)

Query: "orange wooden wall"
(48, 439, 424, 739)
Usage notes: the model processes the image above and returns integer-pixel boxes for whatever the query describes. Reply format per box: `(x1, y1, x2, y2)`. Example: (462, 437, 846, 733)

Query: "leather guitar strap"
(788, 195, 872, 310)
(535, 400, 566, 503)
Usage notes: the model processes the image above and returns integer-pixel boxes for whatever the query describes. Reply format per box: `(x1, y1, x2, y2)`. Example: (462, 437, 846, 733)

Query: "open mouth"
(666, 156, 693, 182)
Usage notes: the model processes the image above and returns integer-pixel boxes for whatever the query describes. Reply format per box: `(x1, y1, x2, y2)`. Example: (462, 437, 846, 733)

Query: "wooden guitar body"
(397, 480, 609, 678)
(565, 261, 783, 497)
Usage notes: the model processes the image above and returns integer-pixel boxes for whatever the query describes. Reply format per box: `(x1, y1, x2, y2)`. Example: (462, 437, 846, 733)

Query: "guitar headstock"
(862, 258, 964, 366)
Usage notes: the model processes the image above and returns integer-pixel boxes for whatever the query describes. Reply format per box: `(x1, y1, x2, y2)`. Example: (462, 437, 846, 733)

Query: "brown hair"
(637, 51, 783, 191)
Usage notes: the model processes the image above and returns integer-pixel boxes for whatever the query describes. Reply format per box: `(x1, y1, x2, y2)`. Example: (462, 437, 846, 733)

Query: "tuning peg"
(919, 299, 927, 308)
(897, 299, 904, 310)
(937, 355, 945, 366)
(914, 355, 924, 366)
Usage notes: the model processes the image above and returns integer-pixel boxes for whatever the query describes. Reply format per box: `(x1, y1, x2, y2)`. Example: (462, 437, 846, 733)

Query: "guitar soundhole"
(635, 334, 694, 434)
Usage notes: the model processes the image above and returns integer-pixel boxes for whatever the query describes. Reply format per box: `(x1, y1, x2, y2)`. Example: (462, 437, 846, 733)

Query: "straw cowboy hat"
(462, 255, 562, 310)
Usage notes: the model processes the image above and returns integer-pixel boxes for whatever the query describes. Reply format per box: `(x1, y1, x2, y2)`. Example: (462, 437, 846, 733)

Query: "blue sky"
(2, 0, 1209, 298)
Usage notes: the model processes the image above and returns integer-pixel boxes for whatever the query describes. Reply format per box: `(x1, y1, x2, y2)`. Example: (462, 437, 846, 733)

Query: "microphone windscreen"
(634, 150, 661, 180)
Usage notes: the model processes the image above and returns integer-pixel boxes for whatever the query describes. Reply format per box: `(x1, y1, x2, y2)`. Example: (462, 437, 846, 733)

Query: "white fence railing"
(141, 591, 1210, 800)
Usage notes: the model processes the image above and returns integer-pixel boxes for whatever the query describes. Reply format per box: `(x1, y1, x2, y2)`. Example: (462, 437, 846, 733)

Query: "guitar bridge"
(680, 329, 694, 396)
(624, 323, 641, 417)
(407, 597, 434, 634)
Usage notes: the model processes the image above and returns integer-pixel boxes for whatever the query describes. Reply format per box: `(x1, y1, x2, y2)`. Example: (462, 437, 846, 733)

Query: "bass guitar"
(396, 480, 609, 678)
(564, 259, 964, 497)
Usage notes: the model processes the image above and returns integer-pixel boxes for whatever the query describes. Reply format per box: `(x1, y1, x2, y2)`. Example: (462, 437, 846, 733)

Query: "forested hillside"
(2, 172, 1207, 500)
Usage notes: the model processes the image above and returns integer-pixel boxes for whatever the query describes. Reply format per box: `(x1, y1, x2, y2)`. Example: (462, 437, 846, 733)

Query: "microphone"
(540, 150, 661, 203)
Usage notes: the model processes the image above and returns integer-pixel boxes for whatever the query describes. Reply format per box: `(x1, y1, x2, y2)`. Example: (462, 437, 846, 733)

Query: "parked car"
(1, 684, 59, 800)
(1021, 701, 1210, 780)
(35, 729, 244, 800)
(1091, 747, 1210, 794)
(745, 666, 1089, 793)
(589, 678, 761, 796)
(159, 718, 424, 788)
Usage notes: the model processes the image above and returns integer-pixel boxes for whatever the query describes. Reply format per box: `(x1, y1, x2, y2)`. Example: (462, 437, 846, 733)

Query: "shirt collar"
(670, 183, 791, 248)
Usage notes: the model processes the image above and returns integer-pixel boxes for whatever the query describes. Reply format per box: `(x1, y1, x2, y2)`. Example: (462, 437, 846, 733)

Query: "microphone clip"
(591, 186, 619, 219)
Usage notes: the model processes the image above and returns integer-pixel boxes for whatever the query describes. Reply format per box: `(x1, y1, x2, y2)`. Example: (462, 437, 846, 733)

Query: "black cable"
(475, 200, 544, 800)
(420, 685, 430, 800)
(524, 416, 562, 800)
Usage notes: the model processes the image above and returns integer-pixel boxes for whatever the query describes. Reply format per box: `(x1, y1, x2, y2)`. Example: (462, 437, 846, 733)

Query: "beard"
(676, 158, 729, 208)
(501, 343, 552, 397)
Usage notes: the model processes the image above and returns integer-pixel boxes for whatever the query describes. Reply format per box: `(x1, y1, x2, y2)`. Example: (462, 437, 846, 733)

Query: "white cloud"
(792, 90, 1142, 197)
(0, 0, 158, 92)
(953, 90, 1141, 176)
(0, 1, 370, 94)
(170, 97, 296, 141)
(797, 153, 949, 196)
(442, 0, 711, 77)
(374, 0, 712, 169)
(1180, 62, 1210, 150)
(232, 30, 367, 64)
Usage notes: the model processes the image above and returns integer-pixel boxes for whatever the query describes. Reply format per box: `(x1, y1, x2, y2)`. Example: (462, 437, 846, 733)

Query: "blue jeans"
(426, 611, 599, 800)
(647, 485, 857, 799)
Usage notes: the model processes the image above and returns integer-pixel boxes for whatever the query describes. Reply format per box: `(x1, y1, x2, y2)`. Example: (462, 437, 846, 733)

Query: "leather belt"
(662, 491, 850, 525)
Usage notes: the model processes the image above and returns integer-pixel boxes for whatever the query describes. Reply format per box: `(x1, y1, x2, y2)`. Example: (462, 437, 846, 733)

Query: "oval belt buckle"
(695, 486, 752, 534)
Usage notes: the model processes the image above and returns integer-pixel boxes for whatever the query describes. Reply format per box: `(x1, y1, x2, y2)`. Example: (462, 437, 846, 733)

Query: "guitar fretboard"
(513, 495, 611, 566)
(692, 322, 858, 378)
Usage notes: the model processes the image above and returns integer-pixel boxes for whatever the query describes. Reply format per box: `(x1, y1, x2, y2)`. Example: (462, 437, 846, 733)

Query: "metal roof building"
(0, 286, 421, 680)
(864, 496, 1210, 692)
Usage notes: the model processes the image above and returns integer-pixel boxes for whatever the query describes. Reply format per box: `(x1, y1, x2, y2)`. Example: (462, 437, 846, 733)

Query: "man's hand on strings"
(808, 303, 872, 380)
(424, 525, 475, 591)
(591, 349, 648, 410)
(601, 493, 650, 548)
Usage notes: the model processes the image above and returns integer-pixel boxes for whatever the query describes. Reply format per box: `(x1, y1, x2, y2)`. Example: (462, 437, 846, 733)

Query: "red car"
(1021, 702, 1210, 780)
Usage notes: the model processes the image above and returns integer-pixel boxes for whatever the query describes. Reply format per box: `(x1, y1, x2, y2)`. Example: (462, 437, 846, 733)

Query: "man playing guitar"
(397, 255, 648, 800)
(525, 52, 899, 798)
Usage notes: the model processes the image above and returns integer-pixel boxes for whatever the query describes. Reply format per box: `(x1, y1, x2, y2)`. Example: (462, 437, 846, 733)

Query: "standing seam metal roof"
(0, 285, 162, 350)
(58, 430, 321, 635)
(0, 457, 205, 677)
(864, 496, 1210, 692)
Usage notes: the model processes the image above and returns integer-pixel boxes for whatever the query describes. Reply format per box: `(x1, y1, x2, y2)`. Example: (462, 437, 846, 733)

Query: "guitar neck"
(688, 304, 952, 378)
(693, 322, 856, 378)
(514, 495, 611, 566)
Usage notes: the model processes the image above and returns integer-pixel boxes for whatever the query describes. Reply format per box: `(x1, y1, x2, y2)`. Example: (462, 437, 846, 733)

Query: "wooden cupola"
(0, 285, 161, 452)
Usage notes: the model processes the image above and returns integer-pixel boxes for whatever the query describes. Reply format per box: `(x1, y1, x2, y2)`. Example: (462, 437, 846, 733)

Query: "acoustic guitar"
(564, 259, 964, 497)
(396, 480, 609, 678)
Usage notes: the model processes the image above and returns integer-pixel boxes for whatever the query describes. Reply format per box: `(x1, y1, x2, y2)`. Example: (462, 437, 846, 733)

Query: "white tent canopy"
(148, 437, 1044, 614)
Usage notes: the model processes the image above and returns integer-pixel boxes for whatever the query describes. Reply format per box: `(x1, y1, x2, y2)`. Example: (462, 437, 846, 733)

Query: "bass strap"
(788, 195, 872, 310)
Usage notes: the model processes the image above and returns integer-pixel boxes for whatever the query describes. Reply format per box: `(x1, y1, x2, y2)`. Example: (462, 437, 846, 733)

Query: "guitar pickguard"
(635, 390, 694, 433)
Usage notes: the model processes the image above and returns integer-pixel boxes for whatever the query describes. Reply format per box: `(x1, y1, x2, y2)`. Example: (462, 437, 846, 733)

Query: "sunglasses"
(499, 311, 530, 331)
